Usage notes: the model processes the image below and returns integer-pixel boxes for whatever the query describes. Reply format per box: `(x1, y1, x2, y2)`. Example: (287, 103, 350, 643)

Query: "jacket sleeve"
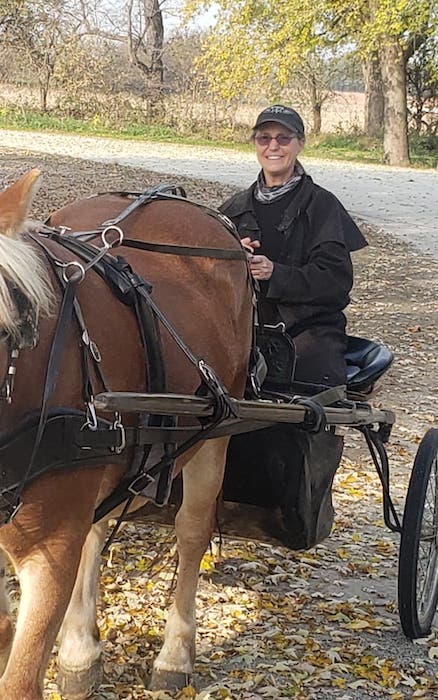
(266, 240, 353, 307)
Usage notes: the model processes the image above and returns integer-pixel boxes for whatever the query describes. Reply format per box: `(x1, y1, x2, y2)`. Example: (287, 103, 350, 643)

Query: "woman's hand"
(241, 236, 261, 254)
(240, 238, 273, 280)
(249, 255, 274, 281)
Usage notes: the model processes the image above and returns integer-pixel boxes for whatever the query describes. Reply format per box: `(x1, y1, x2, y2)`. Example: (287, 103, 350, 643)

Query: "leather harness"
(0, 185, 252, 526)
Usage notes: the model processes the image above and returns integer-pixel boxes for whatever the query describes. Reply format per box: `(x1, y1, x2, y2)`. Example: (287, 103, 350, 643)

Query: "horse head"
(0, 170, 53, 346)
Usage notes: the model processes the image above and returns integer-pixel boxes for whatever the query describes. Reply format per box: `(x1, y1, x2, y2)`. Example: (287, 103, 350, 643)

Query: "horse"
(0, 170, 254, 700)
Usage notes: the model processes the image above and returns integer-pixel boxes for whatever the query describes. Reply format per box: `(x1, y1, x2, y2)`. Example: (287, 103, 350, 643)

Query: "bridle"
(0, 289, 40, 404)
(0, 340, 19, 404)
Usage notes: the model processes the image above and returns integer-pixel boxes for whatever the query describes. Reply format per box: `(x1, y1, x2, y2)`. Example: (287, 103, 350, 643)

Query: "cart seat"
(346, 335, 394, 392)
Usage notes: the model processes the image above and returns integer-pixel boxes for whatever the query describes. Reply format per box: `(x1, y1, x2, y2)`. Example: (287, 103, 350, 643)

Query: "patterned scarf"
(254, 160, 305, 204)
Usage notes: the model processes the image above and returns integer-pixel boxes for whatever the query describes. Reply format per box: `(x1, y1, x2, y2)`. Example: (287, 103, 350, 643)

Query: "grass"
(0, 106, 436, 168)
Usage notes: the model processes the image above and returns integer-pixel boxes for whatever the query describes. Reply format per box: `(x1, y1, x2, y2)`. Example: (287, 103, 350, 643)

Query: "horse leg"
(57, 521, 108, 700)
(0, 471, 103, 700)
(0, 536, 89, 700)
(0, 551, 13, 676)
(150, 437, 229, 691)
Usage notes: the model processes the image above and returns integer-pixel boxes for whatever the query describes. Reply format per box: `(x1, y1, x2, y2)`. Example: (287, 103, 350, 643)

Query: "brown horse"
(0, 170, 253, 699)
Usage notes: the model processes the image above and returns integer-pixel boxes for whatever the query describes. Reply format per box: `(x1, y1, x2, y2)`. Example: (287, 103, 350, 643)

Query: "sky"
(164, 2, 217, 36)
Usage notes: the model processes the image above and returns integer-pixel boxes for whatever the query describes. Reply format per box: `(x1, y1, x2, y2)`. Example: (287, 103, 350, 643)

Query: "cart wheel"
(398, 428, 438, 639)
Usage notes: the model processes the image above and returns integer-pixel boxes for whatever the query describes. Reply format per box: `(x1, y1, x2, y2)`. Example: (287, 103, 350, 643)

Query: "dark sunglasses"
(254, 134, 296, 146)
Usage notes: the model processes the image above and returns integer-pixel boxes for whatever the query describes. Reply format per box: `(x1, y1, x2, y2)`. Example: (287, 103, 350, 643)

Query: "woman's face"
(254, 122, 304, 186)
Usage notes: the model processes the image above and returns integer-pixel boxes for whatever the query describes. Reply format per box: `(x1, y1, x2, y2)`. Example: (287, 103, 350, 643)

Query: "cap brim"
(253, 117, 303, 135)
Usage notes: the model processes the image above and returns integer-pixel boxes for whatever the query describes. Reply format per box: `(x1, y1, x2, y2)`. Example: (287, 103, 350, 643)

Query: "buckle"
(128, 472, 155, 496)
(111, 413, 126, 454)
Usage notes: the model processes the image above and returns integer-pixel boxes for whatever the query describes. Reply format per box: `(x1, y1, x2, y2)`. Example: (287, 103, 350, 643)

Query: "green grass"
(0, 106, 241, 149)
(304, 134, 384, 164)
(0, 106, 436, 168)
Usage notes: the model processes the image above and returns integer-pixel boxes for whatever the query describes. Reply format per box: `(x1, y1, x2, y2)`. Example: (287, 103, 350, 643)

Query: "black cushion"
(345, 335, 394, 391)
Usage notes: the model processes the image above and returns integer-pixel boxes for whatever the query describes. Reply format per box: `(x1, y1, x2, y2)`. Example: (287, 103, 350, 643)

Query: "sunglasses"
(254, 134, 296, 146)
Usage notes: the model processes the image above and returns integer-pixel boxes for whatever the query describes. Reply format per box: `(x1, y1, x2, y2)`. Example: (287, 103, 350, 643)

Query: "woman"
(220, 104, 367, 386)
(221, 105, 368, 548)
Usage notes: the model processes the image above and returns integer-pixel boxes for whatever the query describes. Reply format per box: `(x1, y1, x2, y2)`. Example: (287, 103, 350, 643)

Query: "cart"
(94, 330, 438, 641)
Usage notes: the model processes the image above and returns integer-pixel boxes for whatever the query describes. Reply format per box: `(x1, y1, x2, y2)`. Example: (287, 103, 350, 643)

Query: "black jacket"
(220, 175, 367, 385)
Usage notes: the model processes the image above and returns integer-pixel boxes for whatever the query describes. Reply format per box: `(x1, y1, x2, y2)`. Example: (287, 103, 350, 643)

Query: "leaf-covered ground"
(0, 149, 437, 699)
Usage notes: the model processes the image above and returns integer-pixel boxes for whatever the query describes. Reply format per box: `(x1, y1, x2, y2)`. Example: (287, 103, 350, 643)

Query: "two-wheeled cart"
(94, 334, 438, 640)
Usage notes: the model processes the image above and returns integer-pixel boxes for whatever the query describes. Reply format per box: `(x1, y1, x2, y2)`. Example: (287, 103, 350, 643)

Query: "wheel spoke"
(399, 430, 438, 638)
(415, 456, 438, 616)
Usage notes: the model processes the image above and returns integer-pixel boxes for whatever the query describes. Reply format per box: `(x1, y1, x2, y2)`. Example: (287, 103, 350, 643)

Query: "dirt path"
(0, 129, 437, 257)
(1, 150, 437, 700)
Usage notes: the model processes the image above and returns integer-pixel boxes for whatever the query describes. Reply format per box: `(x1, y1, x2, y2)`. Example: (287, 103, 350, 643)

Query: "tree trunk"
(363, 53, 384, 137)
(309, 78, 322, 135)
(379, 39, 410, 166)
(127, 0, 164, 118)
(39, 81, 48, 112)
(312, 104, 322, 135)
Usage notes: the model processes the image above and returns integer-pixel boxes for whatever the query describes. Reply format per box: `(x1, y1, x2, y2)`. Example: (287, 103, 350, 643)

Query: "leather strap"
(121, 238, 247, 260)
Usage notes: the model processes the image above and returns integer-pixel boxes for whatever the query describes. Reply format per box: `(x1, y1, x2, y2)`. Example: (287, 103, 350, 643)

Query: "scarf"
(254, 160, 305, 204)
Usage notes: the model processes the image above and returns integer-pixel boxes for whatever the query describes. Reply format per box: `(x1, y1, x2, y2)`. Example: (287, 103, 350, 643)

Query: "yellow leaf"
(344, 619, 371, 630)
(200, 552, 215, 573)
(337, 548, 349, 560)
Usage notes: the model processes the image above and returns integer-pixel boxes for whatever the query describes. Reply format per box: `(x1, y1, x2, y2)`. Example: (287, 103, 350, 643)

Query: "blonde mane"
(0, 234, 53, 336)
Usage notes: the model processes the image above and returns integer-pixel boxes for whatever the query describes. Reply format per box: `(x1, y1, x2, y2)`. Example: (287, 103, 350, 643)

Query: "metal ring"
(101, 225, 124, 249)
(62, 261, 85, 284)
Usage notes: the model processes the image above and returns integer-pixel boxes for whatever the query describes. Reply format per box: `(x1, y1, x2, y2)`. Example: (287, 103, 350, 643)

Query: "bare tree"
(287, 54, 338, 135)
(127, 0, 164, 112)
(406, 36, 437, 134)
(0, 0, 86, 111)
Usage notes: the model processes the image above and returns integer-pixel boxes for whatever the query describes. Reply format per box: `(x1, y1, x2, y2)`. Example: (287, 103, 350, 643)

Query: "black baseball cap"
(253, 105, 305, 137)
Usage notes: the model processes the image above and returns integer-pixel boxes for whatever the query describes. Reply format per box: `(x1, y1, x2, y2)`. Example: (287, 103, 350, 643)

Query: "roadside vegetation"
(0, 106, 436, 169)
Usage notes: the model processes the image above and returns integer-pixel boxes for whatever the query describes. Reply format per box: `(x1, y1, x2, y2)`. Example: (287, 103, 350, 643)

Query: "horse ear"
(0, 168, 42, 238)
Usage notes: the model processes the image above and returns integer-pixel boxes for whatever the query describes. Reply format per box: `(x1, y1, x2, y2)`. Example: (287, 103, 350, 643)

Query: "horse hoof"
(57, 658, 103, 700)
(148, 668, 192, 691)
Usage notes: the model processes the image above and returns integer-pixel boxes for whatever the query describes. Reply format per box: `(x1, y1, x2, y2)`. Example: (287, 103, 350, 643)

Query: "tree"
(183, 0, 339, 133)
(182, 0, 437, 165)
(127, 0, 165, 112)
(0, 0, 86, 111)
(407, 36, 438, 134)
(332, 0, 436, 164)
(78, 0, 168, 113)
(283, 52, 341, 135)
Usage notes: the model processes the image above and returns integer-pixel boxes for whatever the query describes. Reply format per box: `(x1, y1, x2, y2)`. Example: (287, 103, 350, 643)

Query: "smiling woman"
(252, 107, 305, 187)
(219, 103, 368, 543)
(220, 103, 367, 387)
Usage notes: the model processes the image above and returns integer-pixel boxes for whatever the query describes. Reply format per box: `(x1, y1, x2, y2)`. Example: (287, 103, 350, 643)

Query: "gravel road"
(0, 128, 437, 258)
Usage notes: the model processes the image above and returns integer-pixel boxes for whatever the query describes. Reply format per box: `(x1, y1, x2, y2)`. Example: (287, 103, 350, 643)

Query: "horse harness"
(0, 185, 253, 527)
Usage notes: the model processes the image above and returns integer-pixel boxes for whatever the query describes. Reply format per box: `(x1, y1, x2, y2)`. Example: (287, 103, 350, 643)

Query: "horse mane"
(0, 233, 53, 336)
